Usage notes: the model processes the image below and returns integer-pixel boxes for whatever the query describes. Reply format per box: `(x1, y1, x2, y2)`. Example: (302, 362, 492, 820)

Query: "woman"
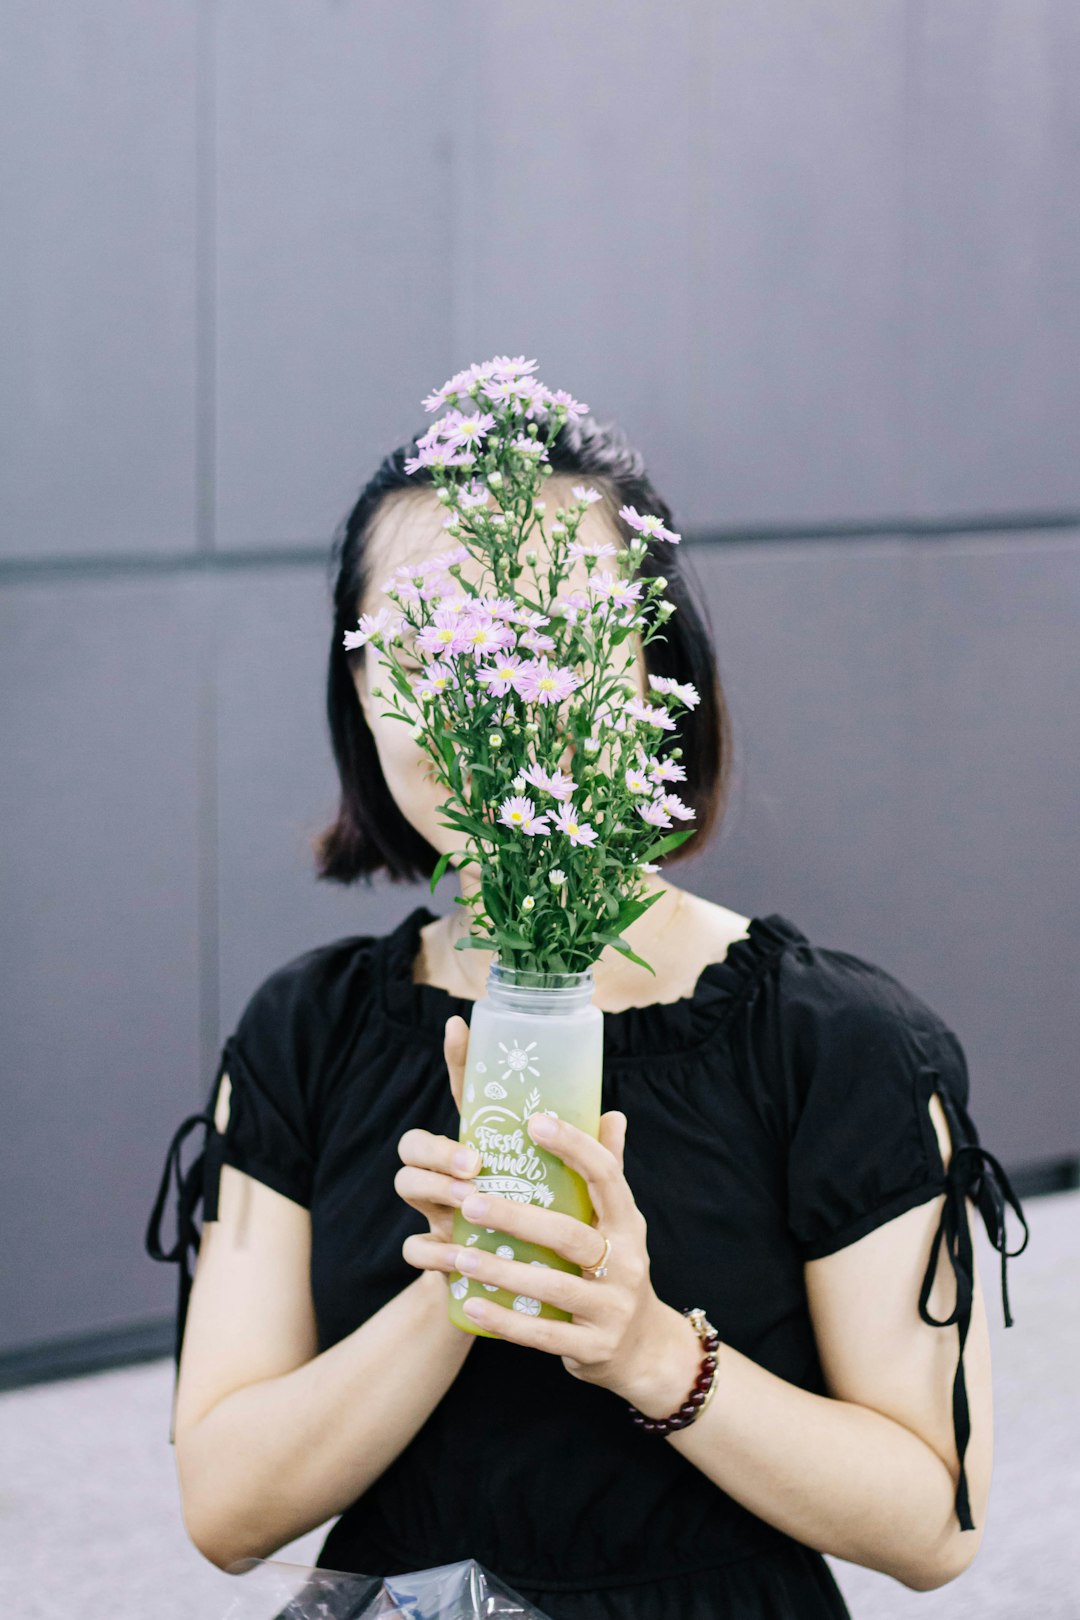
(147, 411, 1029, 1618)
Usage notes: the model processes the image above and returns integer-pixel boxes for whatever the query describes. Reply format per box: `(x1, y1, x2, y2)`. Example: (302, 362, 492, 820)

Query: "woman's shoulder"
(230, 929, 381, 1070)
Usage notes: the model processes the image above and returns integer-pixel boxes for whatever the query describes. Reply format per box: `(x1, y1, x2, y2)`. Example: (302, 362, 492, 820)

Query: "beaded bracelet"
(626, 1307, 721, 1436)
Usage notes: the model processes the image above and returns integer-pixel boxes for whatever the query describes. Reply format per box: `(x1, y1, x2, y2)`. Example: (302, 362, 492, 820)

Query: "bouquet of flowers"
(344, 354, 700, 982)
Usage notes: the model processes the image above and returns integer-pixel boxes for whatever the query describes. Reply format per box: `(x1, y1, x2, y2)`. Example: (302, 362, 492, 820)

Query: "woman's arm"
(624, 1097, 990, 1592)
(174, 1163, 472, 1572)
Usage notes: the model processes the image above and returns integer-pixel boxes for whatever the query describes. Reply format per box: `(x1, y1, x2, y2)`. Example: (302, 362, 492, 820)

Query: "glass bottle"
(448, 961, 604, 1338)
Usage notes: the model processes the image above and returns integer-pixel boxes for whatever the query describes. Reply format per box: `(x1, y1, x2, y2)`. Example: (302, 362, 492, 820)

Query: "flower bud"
(522, 896, 536, 913)
(489, 470, 504, 488)
(489, 731, 503, 748)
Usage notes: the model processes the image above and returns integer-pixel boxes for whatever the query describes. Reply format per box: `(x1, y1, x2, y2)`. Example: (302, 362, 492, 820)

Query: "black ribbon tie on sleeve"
(916, 1086, 1030, 1533)
(144, 1060, 232, 1443)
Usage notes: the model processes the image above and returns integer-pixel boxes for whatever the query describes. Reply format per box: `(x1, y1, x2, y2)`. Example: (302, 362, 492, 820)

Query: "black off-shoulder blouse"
(146, 906, 1029, 1619)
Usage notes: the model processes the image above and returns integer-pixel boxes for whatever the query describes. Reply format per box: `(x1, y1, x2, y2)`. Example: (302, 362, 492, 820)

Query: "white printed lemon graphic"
(496, 1244, 514, 1260)
(512, 1295, 542, 1315)
(484, 1081, 507, 1100)
(450, 1278, 469, 1300)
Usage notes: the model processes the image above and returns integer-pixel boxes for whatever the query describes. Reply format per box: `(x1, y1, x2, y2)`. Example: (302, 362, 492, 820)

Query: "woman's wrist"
(613, 1300, 707, 1419)
(415, 1264, 478, 1350)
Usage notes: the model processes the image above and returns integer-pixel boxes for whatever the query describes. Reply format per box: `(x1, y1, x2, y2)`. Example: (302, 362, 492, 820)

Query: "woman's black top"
(146, 905, 1029, 1619)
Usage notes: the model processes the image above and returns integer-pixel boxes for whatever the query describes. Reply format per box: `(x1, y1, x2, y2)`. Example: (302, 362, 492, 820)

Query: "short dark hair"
(314, 412, 733, 886)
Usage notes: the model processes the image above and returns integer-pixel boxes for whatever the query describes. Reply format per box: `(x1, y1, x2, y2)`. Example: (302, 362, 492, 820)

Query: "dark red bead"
(694, 1371, 712, 1390)
(689, 1390, 706, 1406)
(679, 1402, 697, 1418)
(702, 1355, 717, 1371)
(643, 1420, 657, 1432)
(704, 1336, 719, 1351)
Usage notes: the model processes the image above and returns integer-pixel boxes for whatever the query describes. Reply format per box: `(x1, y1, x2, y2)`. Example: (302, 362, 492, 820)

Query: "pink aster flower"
(544, 387, 590, 421)
(512, 657, 583, 707)
(624, 767, 652, 795)
(567, 538, 618, 564)
(647, 756, 687, 786)
(552, 802, 599, 848)
(403, 441, 477, 477)
(655, 792, 696, 822)
(458, 612, 515, 662)
(572, 484, 603, 506)
(443, 410, 497, 453)
(474, 652, 527, 697)
(624, 696, 677, 731)
(518, 627, 557, 655)
(637, 799, 673, 830)
(342, 608, 398, 651)
(648, 673, 700, 710)
(415, 607, 472, 660)
(497, 795, 551, 837)
(618, 504, 681, 545)
(587, 571, 645, 609)
(551, 589, 594, 626)
(521, 762, 576, 802)
(414, 661, 458, 700)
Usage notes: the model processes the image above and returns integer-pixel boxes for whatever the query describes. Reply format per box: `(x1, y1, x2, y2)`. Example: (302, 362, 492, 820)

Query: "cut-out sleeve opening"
(916, 1083, 1030, 1531)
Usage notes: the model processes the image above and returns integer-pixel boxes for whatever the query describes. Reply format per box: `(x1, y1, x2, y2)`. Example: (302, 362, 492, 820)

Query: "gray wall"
(2, 1, 1077, 1365)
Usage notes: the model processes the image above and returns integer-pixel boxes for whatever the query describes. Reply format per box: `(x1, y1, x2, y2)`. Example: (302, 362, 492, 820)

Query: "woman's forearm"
(620, 1302, 974, 1592)
(180, 1271, 471, 1570)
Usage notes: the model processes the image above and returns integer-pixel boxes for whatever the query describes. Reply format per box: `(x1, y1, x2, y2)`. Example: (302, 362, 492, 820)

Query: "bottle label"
(465, 1081, 556, 1207)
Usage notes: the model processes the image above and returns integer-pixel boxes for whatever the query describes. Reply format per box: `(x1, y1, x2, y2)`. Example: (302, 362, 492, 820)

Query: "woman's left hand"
(401, 1106, 674, 1402)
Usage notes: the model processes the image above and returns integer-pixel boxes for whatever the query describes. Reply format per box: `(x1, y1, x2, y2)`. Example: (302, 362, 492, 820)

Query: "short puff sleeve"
(774, 943, 1029, 1532)
(145, 944, 345, 1439)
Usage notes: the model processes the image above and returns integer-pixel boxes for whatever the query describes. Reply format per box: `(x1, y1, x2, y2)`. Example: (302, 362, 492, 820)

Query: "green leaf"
(436, 807, 494, 842)
(429, 850, 454, 894)
(636, 827, 697, 864)
(592, 931, 657, 974)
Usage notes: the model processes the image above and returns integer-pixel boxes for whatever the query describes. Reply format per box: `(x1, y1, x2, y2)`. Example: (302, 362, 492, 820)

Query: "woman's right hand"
(396, 1015, 479, 1252)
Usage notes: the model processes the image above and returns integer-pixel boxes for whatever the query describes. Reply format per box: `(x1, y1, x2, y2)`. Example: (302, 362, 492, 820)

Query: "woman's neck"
(415, 883, 727, 1012)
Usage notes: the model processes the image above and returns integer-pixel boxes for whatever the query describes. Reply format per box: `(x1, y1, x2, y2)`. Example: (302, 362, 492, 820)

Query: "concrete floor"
(0, 1190, 1075, 1620)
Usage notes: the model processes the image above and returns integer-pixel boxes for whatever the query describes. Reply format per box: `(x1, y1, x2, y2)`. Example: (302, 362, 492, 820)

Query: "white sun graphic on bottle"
(498, 1038, 540, 1083)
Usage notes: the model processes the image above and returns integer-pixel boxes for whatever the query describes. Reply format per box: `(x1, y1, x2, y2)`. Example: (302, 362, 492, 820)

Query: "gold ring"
(582, 1233, 612, 1279)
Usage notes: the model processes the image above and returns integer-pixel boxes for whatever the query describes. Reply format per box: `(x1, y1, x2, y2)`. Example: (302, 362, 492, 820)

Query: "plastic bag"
(218, 1556, 557, 1620)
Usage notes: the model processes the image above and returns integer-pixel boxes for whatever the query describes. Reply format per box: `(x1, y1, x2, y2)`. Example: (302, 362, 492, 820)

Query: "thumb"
(598, 1109, 627, 1173)
(444, 1014, 470, 1112)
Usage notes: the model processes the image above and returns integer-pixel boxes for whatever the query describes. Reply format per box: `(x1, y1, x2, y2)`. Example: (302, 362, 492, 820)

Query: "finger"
(394, 1164, 479, 1212)
(444, 1014, 470, 1111)
(397, 1125, 480, 1180)
(598, 1110, 627, 1173)
(448, 1242, 602, 1320)
(524, 1112, 635, 1228)
(460, 1293, 586, 1355)
(403, 1230, 465, 1274)
(459, 1189, 608, 1269)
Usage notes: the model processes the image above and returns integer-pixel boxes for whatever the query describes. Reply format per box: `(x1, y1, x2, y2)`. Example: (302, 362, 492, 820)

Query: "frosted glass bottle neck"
(485, 961, 596, 1016)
